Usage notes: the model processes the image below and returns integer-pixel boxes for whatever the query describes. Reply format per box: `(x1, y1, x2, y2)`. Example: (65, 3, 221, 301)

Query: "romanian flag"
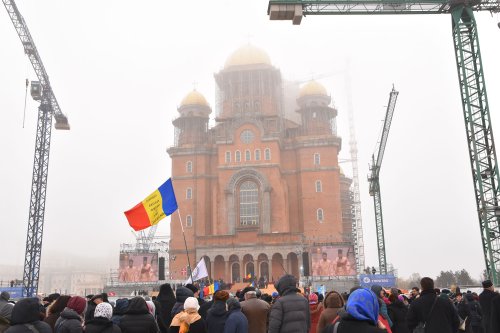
(209, 283, 215, 295)
(124, 178, 178, 231)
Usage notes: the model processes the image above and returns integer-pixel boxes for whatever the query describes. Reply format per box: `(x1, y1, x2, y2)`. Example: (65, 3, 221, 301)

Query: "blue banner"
(359, 274, 396, 288)
(0, 287, 23, 299)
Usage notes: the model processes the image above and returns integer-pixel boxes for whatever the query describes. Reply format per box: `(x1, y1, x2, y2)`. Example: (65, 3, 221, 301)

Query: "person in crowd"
(387, 294, 408, 333)
(44, 295, 70, 330)
(464, 293, 483, 333)
(370, 285, 392, 328)
(169, 297, 206, 333)
(85, 294, 104, 322)
(268, 274, 310, 333)
(240, 290, 270, 333)
(409, 288, 419, 304)
(316, 291, 344, 333)
(223, 298, 247, 333)
(185, 285, 205, 306)
(55, 296, 87, 333)
(152, 299, 169, 333)
(111, 299, 129, 326)
(0, 292, 14, 333)
(271, 292, 279, 304)
(85, 303, 121, 333)
(260, 294, 273, 305)
(479, 279, 497, 333)
(205, 291, 229, 333)
(322, 288, 387, 333)
(172, 287, 195, 317)
(45, 294, 61, 309)
(309, 293, 323, 333)
(5, 298, 51, 333)
(490, 293, 500, 333)
(406, 277, 459, 333)
(119, 297, 159, 333)
(157, 283, 177, 329)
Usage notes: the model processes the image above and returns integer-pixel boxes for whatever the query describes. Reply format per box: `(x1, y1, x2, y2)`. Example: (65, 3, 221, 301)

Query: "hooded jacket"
(157, 284, 176, 331)
(387, 300, 409, 333)
(54, 308, 84, 333)
(5, 298, 52, 333)
(268, 274, 310, 333)
(223, 300, 247, 333)
(206, 301, 227, 333)
(171, 288, 195, 318)
(119, 297, 158, 333)
(85, 317, 122, 333)
(111, 299, 129, 326)
(317, 291, 344, 333)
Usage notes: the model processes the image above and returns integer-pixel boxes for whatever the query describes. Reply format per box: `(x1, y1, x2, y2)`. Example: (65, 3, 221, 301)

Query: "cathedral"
(167, 45, 355, 283)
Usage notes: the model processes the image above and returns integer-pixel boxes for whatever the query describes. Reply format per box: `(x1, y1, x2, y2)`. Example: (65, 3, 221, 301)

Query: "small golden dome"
(180, 90, 209, 107)
(224, 44, 271, 69)
(299, 80, 328, 98)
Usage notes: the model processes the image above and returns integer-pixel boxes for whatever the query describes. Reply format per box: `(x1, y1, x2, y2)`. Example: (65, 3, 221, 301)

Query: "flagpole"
(177, 209, 194, 284)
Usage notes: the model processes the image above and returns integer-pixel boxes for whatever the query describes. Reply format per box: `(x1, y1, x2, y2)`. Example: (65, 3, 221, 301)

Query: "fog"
(0, 0, 499, 281)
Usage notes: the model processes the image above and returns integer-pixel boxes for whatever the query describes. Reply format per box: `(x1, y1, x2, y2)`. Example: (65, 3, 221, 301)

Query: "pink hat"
(309, 293, 318, 304)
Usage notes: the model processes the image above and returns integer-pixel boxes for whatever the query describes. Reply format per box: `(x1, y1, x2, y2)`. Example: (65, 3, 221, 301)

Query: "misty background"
(0, 0, 499, 281)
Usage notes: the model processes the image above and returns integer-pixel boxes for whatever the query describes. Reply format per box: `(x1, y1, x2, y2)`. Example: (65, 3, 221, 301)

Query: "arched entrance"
(231, 262, 240, 282)
(214, 255, 225, 281)
(246, 262, 255, 279)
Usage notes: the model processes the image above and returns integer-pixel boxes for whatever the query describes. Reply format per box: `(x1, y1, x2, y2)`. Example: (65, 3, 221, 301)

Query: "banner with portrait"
(310, 245, 356, 277)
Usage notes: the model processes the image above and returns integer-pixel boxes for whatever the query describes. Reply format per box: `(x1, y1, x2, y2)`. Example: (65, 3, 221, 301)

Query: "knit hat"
(67, 296, 87, 315)
(0, 292, 9, 301)
(214, 290, 229, 302)
(184, 297, 200, 311)
(185, 283, 199, 294)
(309, 293, 318, 304)
(482, 280, 493, 288)
(94, 302, 113, 320)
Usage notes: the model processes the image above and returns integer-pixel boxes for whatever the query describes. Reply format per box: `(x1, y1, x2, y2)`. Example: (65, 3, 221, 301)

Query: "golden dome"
(180, 90, 209, 107)
(224, 44, 271, 69)
(299, 80, 328, 98)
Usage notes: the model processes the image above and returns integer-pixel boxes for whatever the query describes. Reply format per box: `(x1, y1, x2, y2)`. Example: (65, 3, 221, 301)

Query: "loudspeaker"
(302, 252, 310, 276)
(159, 257, 165, 280)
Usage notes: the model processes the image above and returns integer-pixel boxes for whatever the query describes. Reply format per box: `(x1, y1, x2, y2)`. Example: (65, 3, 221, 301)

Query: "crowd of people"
(0, 275, 500, 333)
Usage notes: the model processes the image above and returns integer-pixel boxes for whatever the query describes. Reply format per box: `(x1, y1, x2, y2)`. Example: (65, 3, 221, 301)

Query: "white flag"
(185, 258, 208, 284)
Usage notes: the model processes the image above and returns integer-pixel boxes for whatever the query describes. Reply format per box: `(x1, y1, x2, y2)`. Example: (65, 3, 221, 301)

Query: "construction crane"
(3, 0, 70, 297)
(268, 0, 500, 284)
(368, 87, 399, 275)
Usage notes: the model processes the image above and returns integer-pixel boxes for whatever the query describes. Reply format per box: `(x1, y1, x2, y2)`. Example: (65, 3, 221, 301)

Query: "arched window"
(245, 150, 251, 161)
(315, 180, 322, 193)
(314, 153, 321, 165)
(255, 149, 261, 161)
(186, 161, 192, 173)
(186, 215, 192, 227)
(235, 150, 241, 162)
(264, 148, 271, 161)
(225, 151, 231, 163)
(317, 208, 324, 222)
(186, 188, 192, 199)
(239, 181, 259, 226)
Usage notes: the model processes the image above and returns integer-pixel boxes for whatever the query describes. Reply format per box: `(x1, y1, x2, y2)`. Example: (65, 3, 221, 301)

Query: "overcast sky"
(1, 0, 499, 280)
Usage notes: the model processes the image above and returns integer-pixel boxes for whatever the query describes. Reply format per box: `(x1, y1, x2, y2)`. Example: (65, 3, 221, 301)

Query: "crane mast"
(3, 0, 70, 297)
(268, 0, 500, 284)
(369, 87, 399, 275)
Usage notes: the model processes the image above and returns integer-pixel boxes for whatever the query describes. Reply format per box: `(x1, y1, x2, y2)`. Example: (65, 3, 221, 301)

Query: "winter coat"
(387, 301, 409, 333)
(171, 288, 195, 318)
(316, 291, 344, 333)
(85, 317, 122, 333)
(322, 312, 387, 333)
(5, 298, 52, 333)
(44, 311, 62, 330)
(309, 303, 323, 333)
(268, 274, 310, 333)
(406, 289, 459, 333)
(222, 308, 247, 333)
(157, 284, 176, 330)
(85, 302, 98, 323)
(111, 299, 130, 326)
(240, 296, 270, 333)
(490, 294, 500, 333)
(198, 301, 213, 321)
(168, 310, 206, 333)
(119, 298, 159, 333)
(0, 299, 14, 333)
(479, 289, 497, 333)
(205, 301, 227, 333)
(370, 286, 392, 328)
(54, 308, 84, 333)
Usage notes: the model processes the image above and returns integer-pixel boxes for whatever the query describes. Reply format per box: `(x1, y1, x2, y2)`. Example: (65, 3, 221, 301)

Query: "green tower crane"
(268, 0, 500, 284)
(368, 87, 399, 275)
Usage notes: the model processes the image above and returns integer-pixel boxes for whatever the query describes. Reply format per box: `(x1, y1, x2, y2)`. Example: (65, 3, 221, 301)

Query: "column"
(254, 259, 259, 278)
(225, 260, 230, 282)
(210, 261, 215, 280)
(283, 258, 289, 276)
(268, 259, 273, 283)
(298, 253, 304, 278)
(240, 260, 244, 282)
